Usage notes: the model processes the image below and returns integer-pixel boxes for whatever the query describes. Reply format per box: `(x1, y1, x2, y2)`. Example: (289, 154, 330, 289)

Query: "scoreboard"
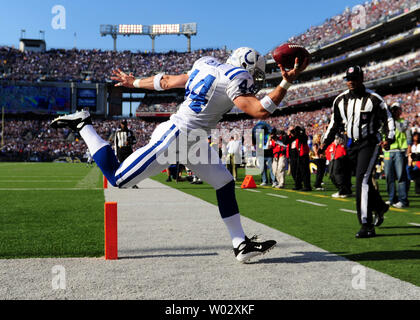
(77, 88, 97, 111)
(104, 23, 196, 36)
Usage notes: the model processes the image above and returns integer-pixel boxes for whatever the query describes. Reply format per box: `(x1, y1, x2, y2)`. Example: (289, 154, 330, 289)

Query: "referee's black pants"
(117, 146, 134, 163)
(347, 139, 387, 226)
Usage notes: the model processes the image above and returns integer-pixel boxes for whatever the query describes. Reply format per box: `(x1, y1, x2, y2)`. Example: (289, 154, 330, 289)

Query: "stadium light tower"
(100, 23, 197, 53)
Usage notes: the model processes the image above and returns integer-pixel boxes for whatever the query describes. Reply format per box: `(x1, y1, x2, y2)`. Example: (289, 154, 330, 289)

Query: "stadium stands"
(1, 0, 419, 163)
(2, 89, 418, 162)
(0, 48, 229, 83)
(285, 0, 418, 51)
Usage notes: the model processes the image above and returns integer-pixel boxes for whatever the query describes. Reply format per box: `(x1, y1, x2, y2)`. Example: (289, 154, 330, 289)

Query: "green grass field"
(152, 168, 420, 287)
(0, 162, 104, 259)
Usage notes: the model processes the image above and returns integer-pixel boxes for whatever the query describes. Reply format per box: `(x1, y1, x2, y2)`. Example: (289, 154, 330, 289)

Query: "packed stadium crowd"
(0, 47, 230, 83)
(286, 0, 418, 50)
(134, 50, 420, 114)
(227, 89, 420, 136)
(2, 89, 418, 161)
(258, 51, 420, 102)
(136, 102, 178, 113)
(0, 117, 158, 161)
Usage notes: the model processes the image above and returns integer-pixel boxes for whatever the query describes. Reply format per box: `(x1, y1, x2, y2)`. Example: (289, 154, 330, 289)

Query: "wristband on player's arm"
(133, 79, 142, 88)
(153, 72, 165, 91)
(279, 79, 292, 90)
(260, 95, 278, 114)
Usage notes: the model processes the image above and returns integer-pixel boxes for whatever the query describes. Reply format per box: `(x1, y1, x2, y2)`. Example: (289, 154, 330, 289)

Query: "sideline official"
(321, 66, 395, 238)
(114, 120, 137, 163)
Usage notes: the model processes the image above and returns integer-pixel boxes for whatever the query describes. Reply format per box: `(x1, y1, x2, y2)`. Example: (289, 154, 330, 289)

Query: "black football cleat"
(355, 224, 376, 238)
(374, 204, 389, 227)
(50, 110, 92, 131)
(234, 235, 276, 263)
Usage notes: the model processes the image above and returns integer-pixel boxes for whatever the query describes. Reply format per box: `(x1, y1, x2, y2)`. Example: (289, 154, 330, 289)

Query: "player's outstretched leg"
(51, 110, 120, 186)
(50, 110, 177, 188)
(216, 180, 276, 263)
(187, 146, 276, 263)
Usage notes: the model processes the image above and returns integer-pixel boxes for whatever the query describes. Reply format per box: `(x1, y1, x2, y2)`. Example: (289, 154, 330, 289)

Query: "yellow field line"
(329, 198, 350, 202)
(389, 207, 409, 213)
(251, 185, 413, 213)
(257, 185, 351, 201)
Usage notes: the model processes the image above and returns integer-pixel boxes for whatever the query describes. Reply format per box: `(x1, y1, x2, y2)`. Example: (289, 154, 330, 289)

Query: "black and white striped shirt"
(114, 129, 137, 150)
(322, 87, 395, 147)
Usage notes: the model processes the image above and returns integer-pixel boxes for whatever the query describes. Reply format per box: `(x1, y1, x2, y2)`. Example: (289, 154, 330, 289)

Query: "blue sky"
(1, 0, 367, 54)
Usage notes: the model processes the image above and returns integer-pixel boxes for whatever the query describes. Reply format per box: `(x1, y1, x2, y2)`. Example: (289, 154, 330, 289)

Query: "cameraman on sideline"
(285, 126, 311, 191)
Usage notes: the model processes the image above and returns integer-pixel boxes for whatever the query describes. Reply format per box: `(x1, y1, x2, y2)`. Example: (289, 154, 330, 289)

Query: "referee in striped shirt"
(114, 120, 137, 163)
(320, 66, 395, 238)
(114, 120, 138, 189)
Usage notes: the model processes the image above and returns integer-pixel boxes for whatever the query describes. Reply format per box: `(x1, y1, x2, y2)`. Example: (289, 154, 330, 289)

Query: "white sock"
(79, 125, 109, 156)
(223, 213, 246, 248)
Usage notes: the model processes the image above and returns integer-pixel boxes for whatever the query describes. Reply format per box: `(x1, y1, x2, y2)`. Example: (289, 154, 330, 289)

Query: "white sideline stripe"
(409, 223, 420, 227)
(0, 188, 102, 191)
(267, 193, 288, 199)
(296, 199, 327, 207)
(340, 208, 357, 214)
(244, 189, 260, 193)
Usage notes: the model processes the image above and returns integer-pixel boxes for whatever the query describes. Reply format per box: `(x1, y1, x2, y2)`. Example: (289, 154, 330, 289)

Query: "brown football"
(272, 43, 310, 69)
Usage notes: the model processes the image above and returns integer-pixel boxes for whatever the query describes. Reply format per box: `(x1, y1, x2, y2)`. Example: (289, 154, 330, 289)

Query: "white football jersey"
(170, 56, 256, 132)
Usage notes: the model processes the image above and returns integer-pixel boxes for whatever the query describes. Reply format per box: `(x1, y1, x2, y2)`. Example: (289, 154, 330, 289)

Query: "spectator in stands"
(383, 102, 411, 208)
(411, 114, 420, 135)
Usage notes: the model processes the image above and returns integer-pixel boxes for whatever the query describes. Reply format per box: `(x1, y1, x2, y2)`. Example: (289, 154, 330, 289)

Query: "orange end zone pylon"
(105, 202, 118, 260)
(241, 175, 257, 189)
(103, 176, 108, 189)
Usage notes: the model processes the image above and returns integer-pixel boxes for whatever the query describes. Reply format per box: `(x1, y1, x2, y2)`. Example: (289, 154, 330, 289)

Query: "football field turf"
(152, 168, 420, 287)
(0, 162, 104, 259)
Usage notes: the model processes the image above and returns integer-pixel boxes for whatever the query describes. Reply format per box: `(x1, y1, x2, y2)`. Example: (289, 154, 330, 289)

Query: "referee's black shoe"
(374, 203, 389, 227)
(355, 224, 376, 238)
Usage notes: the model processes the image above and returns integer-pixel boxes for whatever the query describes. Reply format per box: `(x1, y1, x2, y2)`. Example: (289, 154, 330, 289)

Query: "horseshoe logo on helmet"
(244, 50, 255, 65)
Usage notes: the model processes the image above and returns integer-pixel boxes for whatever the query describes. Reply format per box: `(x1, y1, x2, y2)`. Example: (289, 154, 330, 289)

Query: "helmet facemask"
(251, 68, 266, 94)
(227, 47, 266, 93)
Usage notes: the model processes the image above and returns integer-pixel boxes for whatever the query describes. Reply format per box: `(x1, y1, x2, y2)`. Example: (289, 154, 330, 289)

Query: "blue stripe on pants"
(115, 124, 176, 182)
(117, 129, 180, 188)
(92, 145, 120, 186)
